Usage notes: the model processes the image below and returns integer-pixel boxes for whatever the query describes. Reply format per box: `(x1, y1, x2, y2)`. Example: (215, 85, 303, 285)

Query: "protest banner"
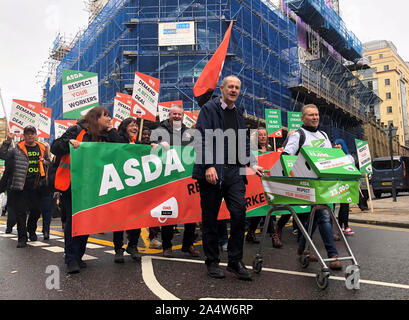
(9, 99, 42, 136)
(70, 144, 278, 236)
(54, 120, 77, 139)
(158, 101, 183, 122)
(265, 109, 282, 138)
(62, 69, 99, 119)
(287, 112, 303, 131)
(37, 107, 52, 138)
(131, 72, 160, 122)
(112, 92, 134, 129)
(355, 139, 374, 212)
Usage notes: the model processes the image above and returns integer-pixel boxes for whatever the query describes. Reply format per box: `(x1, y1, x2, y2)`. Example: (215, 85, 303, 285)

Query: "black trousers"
(198, 166, 246, 264)
(113, 229, 141, 251)
(161, 223, 196, 250)
(62, 190, 88, 264)
(10, 189, 42, 242)
(338, 203, 350, 229)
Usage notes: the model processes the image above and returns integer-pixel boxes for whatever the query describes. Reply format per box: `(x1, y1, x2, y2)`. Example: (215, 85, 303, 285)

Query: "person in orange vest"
(0, 126, 50, 248)
(51, 107, 122, 274)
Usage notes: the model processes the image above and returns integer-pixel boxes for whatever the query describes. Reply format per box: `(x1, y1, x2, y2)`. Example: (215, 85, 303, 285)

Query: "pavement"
(349, 193, 409, 228)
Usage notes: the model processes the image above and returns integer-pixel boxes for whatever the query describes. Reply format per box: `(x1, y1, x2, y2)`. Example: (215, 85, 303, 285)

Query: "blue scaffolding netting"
(46, 0, 300, 140)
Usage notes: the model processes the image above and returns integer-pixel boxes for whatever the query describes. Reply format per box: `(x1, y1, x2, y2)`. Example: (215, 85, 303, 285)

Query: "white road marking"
(141, 256, 180, 300)
(42, 246, 65, 253)
(1, 234, 17, 238)
(86, 243, 104, 249)
(81, 254, 98, 261)
(28, 241, 50, 247)
(141, 256, 409, 301)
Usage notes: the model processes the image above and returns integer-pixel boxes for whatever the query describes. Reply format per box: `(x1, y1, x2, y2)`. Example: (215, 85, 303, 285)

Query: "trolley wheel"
(253, 257, 263, 274)
(316, 271, 330, 290)
(299, 255, 310, 269)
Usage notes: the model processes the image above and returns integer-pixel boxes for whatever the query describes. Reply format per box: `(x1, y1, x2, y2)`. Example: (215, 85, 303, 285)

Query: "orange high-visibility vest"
(54, 129, 86, 191)
(18, 141, 47, 177)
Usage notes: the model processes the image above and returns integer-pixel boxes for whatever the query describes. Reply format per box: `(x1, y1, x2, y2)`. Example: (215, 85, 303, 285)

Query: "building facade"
(362, 40, 409, 147)
(43, 0, 377, 155)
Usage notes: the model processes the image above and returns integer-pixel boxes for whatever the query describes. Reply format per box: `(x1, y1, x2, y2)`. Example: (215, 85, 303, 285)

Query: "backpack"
(281, 129, 306, 155)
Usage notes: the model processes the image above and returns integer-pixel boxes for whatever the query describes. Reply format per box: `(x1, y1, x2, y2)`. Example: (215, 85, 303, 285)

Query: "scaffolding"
(46, 0, 300, 139)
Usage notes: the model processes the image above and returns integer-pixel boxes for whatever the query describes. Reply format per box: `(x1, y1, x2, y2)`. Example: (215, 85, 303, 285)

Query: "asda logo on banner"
(70, 143, 194, 215)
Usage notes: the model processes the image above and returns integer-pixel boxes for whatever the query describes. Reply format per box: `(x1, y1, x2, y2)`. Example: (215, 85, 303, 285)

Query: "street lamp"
(384, 122, 398, 202)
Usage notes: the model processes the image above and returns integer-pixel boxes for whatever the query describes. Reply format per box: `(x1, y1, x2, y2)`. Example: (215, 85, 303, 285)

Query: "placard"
(62, 69, 99, 119)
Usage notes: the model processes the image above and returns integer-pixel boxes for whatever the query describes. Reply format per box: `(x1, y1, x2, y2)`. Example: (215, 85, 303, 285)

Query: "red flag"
(193, 21, 233, 98)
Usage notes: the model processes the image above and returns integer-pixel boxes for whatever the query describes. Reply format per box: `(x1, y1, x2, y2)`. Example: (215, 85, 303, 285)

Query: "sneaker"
(329, 255, 342, 270)
(149, 238, 162, 249)
(114, 248, 125, 263)
(343, 227, 355, 236)
(5, 228, 12, 234)
(43, 232, 50, 240)
(126, 245, 140, 261)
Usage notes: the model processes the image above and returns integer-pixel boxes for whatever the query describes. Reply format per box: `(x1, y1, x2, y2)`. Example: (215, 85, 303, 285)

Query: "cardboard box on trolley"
(263, 146, 360, 206)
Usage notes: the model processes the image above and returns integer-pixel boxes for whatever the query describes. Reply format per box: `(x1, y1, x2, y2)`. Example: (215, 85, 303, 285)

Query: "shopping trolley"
(253, 177, 361, 290)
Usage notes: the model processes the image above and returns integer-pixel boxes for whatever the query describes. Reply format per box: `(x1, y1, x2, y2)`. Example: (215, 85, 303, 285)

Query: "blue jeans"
(299, 208, 338, 258)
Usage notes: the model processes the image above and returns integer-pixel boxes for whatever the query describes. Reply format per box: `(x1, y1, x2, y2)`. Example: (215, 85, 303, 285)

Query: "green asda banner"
(70, 143, 278, 236)
(262, 176, 359, 205)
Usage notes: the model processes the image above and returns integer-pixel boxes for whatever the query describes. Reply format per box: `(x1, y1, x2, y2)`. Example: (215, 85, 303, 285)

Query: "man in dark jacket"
(193, 75, 263, 280)
(151, 104, 200, 258)
(0, 126, 50, 248)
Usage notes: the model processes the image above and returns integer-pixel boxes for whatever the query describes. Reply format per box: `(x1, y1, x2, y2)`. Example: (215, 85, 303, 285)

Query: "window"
(387, 106, 393, 113)
(385, 78, 390, 86)
(384, 65, 389, 71)
(388, 120, 394, 127)
(379, 54, 383, 59)
(386, 92, 392, 99)
(368, 56, 372, 62)
(367, 81, 373, 90)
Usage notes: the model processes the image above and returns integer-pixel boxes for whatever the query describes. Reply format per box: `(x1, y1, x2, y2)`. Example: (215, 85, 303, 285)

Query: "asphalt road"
(1, 217, 409, 302)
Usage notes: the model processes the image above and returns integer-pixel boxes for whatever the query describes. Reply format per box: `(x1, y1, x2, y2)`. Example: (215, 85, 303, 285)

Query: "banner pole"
(138, 118, 144, 142)
(273, 137, 276, 152)
(365, 173, 374, 213)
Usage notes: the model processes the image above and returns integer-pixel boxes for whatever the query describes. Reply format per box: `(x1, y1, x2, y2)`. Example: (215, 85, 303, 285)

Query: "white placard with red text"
(131, 72, 160, 122)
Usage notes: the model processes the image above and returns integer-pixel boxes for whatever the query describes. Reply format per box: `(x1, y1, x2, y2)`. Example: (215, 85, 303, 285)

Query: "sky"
(0, 0, 408, 119)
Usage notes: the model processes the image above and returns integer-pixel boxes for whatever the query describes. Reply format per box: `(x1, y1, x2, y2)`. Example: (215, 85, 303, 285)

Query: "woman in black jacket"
(51, 106, 122, 274)
(111, 117, 141, 263)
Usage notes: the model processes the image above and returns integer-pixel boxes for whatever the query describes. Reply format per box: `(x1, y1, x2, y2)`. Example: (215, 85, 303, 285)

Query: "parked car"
(371, 156, 409, 198)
